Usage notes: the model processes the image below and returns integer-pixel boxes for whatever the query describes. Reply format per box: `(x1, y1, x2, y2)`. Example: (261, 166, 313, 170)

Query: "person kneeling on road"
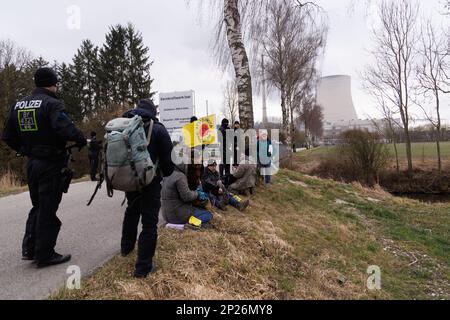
(202, 160, 250, 212)
(162, 164, 213, 228)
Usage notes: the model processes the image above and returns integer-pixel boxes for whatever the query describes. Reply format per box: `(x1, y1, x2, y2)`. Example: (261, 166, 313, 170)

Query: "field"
(295, 142, 450, 174)
(387, 142, 450, 161)
(54, 167, 450, 300)
(312, 142, 450, 160)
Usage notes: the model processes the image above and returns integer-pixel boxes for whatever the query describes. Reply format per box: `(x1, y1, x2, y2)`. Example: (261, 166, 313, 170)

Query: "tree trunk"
(280, 89, 291, 146)
(435, 91, 442, 175)
(393, 139, 400, 175)
(289, 99, 295, 152)
(399, 103, 413, 178)
(223, 0, 254, 129)
(404, 130, 413, 178)
(389, 122, 400, 174)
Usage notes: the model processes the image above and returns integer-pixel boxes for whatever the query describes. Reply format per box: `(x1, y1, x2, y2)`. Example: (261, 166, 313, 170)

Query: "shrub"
(313, 130, 390, 186)
(339, 130, 390, 186)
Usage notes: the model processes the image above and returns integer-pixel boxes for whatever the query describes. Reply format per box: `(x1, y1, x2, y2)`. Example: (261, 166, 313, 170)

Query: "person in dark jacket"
(1, 67, 87, 268)
(202, 159, 249, 212)
(219, 118, 231, 183)
(233, 121, 240, 167)
(120, 99, 174, 278)
(88, 131, 101, 181)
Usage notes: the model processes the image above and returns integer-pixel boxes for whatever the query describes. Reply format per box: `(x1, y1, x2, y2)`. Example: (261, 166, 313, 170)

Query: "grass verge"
(53, 169, 449, 300)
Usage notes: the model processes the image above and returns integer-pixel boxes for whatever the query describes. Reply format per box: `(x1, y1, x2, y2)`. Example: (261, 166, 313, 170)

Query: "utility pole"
(262, 55, 268, 126)
(206, 100, 209, 116)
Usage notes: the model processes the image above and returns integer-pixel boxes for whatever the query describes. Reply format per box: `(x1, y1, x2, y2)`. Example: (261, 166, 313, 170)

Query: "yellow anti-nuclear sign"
(182, 115, 217, 148)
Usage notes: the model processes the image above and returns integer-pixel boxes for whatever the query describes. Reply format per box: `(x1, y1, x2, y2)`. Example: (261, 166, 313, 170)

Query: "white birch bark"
(223, 0, 254, 129)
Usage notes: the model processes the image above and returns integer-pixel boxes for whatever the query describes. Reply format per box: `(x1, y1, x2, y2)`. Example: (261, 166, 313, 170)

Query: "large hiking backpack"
(104, 115, 156, 194)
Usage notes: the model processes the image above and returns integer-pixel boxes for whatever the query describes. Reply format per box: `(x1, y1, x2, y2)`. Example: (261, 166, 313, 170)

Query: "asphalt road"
(0, 181, 125, 300)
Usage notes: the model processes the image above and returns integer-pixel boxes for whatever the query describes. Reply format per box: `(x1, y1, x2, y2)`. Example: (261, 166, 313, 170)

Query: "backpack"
(104, 115, 157, 193)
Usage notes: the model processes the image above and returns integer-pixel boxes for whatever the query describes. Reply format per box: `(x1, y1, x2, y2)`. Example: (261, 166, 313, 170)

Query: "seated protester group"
(162, 164, 213, 227)
(202, 159, 250, 212)
(228, 148, 258, 196)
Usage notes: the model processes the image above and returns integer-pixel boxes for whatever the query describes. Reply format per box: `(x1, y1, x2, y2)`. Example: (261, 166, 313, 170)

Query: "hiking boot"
(186, 223, 199, 230)
(218, 203, 228, 211)
(121, 247, 135, 257)
(37, 253, 71, 268)
(217, 198, 228, 211)
(134, 263, 155, 279)
(22, 250, 34, 261)
(238, 200, 250, 212)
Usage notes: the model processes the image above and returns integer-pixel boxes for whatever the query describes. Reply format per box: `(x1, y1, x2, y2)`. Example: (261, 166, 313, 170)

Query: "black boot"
(134, 262, 155, 279)
(37, 253, 71, 268)
(22, 254, 35, 261)
(238, 200, 250, 212)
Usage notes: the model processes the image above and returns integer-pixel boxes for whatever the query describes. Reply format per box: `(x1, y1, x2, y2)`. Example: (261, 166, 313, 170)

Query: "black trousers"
(23, 158, 64, 261)
(121, 179, 162, 274)
(89, 154, 99, 181)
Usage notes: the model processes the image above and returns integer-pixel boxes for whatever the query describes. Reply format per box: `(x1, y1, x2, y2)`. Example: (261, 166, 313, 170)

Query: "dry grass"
(0, 170, 25, 196)
(54, 167, 450, 301)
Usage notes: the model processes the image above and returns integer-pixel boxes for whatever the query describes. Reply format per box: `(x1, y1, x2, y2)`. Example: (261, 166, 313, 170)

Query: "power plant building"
(316, 75, 377, 139)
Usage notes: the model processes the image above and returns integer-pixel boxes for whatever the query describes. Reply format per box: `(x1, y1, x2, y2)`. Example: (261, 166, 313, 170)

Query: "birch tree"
(194, 0, 319, 129)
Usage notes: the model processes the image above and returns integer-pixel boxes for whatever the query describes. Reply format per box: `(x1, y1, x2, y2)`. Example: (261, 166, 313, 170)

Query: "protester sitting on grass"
(162, 164, 212, 227)
(228, 148, 258, 196)
(202, 159, 250, 212)
(188, 163, 209, 209)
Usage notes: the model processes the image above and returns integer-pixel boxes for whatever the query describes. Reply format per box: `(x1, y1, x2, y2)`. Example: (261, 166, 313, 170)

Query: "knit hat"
(138, 99, 157, 115)
(34, 67, 58, 88)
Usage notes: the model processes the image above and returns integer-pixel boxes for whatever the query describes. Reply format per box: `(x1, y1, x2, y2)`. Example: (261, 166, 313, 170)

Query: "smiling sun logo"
(183, 115, 217, 148)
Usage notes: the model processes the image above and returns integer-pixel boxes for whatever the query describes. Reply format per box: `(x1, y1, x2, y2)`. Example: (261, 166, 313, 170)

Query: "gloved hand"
(198, 191, 209, 202)
(77, 138, 88, 149)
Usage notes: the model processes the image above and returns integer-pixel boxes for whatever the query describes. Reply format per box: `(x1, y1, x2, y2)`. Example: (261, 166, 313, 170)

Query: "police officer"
(88, 131, 101, 181)
(1, 67, 87, 268)
(121, 99, 174, 278)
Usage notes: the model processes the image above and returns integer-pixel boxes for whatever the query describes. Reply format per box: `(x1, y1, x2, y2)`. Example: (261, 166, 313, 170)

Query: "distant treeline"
(0, 23, 154, 180)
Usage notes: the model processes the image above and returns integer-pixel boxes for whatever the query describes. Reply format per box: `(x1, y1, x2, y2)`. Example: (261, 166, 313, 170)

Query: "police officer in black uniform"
(88, 131, 101, 181)
(1, 67, 87, 268)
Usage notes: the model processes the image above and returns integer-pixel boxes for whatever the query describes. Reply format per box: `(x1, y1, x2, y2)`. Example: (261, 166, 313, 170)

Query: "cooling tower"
(316, 75, 359, 123)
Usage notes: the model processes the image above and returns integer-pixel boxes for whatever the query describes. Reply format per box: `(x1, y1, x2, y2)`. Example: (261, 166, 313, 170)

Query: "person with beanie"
(219, 118, 231, 183)
(120, 98, 174, 278)
(1, 67, 87, 268)
(88, 131, 102, 181)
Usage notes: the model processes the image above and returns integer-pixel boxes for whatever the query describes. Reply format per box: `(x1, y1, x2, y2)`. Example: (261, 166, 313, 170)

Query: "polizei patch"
(14, 100, 42, 110)
(18, 109, 38, 132)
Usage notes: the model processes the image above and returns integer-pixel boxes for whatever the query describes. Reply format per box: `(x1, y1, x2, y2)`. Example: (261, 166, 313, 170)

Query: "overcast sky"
(1, 0, 449, 123)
